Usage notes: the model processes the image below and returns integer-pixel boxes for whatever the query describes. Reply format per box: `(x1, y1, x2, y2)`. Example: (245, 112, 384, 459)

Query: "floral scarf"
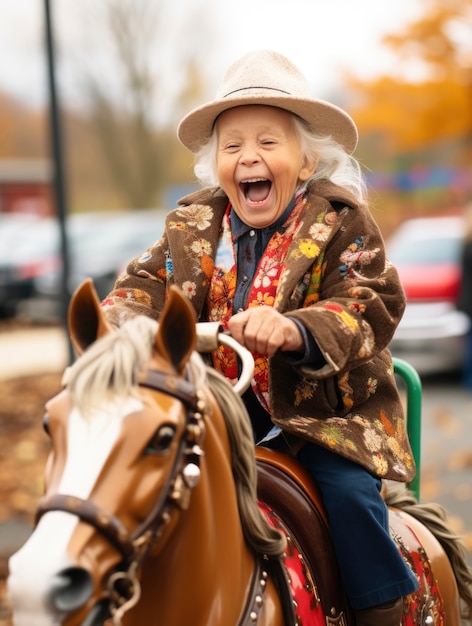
(207, 197, 306, 412)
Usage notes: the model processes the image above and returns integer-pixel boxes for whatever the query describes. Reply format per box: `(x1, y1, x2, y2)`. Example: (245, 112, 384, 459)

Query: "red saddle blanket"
(256, 447, 445, 626)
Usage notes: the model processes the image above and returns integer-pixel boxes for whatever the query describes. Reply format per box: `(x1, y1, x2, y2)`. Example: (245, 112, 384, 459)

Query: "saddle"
(256, 447, 353, 625)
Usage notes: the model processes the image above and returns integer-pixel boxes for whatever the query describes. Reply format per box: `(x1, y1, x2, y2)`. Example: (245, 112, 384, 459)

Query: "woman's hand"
(228, 306, 303, 356)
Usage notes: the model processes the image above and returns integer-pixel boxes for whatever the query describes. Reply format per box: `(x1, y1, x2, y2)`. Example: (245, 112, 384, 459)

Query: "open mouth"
(240, 178, 272, 203)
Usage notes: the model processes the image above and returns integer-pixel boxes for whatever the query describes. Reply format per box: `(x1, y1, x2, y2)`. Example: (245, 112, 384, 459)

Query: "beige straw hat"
(177, 50, 358, 154)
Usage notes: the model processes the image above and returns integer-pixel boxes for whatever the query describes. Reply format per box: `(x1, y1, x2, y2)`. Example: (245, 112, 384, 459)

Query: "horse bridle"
(36, 369, 207, 624)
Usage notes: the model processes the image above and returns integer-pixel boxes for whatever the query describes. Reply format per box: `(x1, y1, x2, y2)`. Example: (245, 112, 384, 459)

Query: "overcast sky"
(1, 0, 423, 119)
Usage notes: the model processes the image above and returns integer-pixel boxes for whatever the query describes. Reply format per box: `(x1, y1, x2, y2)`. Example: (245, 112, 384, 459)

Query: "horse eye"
(43, 412, 50, 436)
(146, 424, 176, 454)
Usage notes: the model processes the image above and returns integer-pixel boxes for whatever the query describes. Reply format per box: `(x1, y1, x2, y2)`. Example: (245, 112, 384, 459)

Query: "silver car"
(387, 215, 470, 376)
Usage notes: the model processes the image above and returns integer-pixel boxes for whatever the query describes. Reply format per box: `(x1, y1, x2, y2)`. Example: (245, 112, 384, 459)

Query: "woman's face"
(215, 105, 317, 228)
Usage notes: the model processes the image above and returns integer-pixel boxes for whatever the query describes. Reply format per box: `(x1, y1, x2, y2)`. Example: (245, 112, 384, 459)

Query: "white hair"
(193, 111, 368, 203)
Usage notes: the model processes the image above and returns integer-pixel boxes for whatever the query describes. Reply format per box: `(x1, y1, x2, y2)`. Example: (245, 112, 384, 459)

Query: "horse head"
(8, 279, 284, 626)
(7, 280, 209, 625)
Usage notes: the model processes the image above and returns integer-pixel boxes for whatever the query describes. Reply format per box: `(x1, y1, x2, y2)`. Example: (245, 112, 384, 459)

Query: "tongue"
(247, 181, 271, 202)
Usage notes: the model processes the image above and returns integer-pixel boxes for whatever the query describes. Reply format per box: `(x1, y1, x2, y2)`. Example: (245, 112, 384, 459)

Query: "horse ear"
(68, 278, 114, 355)
(155, 285, 197, 374)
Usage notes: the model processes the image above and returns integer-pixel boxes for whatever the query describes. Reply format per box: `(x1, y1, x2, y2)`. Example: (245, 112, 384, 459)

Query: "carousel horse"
(8, 279, 472, 626)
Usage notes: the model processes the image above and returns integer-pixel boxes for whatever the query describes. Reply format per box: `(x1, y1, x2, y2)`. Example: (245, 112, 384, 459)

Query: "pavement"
(0, 325, 70, 380)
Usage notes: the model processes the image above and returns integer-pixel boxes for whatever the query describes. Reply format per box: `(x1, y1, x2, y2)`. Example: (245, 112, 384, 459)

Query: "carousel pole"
(43, 0, 73, 362)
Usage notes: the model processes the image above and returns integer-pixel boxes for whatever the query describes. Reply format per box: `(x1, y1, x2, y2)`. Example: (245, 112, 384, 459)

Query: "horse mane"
(63, 316, 285, 558)
(63, 316, 159, 415)
(202, 366, 286, 557)
(384, 480, 472, 623)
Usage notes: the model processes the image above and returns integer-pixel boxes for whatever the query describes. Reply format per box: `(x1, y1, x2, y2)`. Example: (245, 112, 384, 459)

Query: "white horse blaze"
(8, 396, 143, 626)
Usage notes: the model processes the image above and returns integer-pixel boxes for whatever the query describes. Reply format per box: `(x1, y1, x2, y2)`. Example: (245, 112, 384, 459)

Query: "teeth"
(241, 178, 268, 184)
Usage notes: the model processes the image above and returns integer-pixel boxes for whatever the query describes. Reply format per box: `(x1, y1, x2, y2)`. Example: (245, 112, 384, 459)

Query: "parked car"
(30, 209, 166, 318)
(0, 209, 166, 319)
(0, 214, 59, 317)
(387, 215, 470, 376)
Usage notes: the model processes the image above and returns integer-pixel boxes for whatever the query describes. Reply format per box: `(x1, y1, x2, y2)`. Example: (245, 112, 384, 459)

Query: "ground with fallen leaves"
(0, 372, 62, 624)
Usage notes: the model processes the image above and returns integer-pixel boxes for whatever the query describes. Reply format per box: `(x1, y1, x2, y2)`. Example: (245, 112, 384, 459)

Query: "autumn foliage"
(0, 0, 471, 234)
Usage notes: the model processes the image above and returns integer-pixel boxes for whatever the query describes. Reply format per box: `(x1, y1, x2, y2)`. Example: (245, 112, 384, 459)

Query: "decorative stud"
(250, 611, 258, 621)
(196, 396, 206, 412)
(183, 462, 201, 488)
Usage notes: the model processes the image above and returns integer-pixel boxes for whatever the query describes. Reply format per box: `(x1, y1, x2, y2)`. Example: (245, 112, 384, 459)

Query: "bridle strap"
(36, 494, 135, 560)
(237, 555, 266, 626)
(139, 370, 198, 410)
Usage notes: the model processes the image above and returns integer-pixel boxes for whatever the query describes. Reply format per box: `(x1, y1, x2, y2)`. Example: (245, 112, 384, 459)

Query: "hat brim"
(177, 93, 358, 154)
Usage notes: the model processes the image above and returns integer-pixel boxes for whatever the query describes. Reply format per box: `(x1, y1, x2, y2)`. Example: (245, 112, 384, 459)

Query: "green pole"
(393, 357, 422, 501)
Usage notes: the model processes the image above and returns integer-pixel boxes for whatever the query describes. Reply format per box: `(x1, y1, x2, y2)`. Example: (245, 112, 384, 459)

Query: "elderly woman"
(102, 50, 419, 625)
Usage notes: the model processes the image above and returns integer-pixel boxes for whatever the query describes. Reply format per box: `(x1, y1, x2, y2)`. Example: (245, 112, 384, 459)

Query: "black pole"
(43, 0, 73, 362)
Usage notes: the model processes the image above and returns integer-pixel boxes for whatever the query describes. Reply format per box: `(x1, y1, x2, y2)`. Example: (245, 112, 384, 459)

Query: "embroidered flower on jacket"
(255, 257, 279, 289)
(364, 428, 382, 452)
(181, 281, 197, 299)
(298, 238, 320, 259)
(176, 204, 213, 230)
(103, 287, 151, 306)
(366, 377, 378, 395)
(250, 291, 275, 307)
(339, 237, 381, 279)
(344, 439, 358, 451)
(294, 379, 318, 406)
(348, 301, 366, 315)
(387, 437, 402, 458)
(156, 268, 166, 283)
(320, 425, 345, 447)
(372, 454, 388, 476)
(168, 220, 187, 231)
(309, 222, 331, 241)
(191, 238, 212, 256)
(322, 303, 359, 332)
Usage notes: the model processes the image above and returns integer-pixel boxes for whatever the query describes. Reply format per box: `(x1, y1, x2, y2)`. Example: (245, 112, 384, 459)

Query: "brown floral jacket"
(102, 179, 415, 482)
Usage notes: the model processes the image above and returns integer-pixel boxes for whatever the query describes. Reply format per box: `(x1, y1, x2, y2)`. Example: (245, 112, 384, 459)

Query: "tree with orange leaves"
(348, 0, 472, 164)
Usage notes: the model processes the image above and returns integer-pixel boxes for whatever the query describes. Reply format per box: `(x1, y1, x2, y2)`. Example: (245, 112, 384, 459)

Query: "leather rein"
(34, 366, 274, 626)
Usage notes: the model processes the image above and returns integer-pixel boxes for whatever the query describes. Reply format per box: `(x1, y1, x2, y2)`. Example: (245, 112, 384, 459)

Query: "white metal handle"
(195, 323, 254, 396)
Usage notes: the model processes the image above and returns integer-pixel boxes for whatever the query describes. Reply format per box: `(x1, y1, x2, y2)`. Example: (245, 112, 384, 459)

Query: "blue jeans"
(264, 436, 419, 610)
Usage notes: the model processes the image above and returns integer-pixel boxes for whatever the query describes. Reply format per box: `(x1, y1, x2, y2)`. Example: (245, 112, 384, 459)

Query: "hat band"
(223, 85, 292, 98)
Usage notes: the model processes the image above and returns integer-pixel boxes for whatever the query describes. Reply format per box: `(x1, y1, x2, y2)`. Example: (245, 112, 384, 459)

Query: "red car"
(387, 216, 469, 375)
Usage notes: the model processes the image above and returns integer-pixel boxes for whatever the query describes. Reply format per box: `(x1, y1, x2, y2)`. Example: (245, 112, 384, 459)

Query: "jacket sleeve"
(100, 229, 169, 325)
(287, 203, 405, 377)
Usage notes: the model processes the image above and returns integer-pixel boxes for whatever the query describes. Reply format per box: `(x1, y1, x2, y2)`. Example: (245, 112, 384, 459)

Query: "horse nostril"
(48, 566, 93, 612)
